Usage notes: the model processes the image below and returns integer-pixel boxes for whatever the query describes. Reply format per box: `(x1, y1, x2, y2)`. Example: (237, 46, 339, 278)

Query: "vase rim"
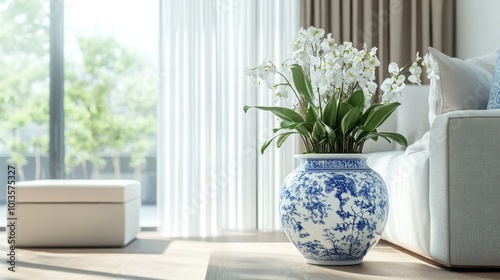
(295, 153, 367, 160)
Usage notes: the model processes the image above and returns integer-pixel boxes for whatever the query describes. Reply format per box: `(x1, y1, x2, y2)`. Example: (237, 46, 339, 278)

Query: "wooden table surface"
(1, 231, 499, 280)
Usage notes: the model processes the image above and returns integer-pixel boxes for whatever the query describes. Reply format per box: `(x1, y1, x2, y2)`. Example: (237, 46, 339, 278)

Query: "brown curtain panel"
(300, 0, 455, 83)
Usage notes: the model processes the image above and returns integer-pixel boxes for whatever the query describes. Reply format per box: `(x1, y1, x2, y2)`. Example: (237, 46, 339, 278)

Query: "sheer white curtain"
(158, 0, 300, 237)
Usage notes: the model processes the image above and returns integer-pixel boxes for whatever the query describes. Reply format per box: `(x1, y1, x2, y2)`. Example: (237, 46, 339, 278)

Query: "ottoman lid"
(15, 179, 141, 203)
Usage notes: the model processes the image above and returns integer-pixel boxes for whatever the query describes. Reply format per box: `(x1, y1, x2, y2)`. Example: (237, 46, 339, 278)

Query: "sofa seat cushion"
(367, 147, 430, 258)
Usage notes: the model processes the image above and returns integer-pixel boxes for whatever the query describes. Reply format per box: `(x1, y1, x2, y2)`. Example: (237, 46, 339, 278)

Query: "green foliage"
(322, 95, 337, 128)
(290, 64, 315, 106)
(244, 64, 408, 154)
(65, 36, 157, 177)
(0, 0, 49, 175)
(243, 105, 304, 122)
(0, 0, 49, 55)
(244, 26, 430, 154)
(0, 0, 156, 178)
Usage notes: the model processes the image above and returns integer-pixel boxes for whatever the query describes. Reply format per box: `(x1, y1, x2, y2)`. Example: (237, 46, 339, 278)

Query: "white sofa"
(364, 83, 500, 267)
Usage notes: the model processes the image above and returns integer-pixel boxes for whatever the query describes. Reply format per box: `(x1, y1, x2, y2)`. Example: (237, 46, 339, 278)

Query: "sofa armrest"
(429, 110, 500, 267)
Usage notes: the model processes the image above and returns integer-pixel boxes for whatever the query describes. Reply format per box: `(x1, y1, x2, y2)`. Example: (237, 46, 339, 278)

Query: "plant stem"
(277, 71, 307, 117)
(317, 87, 323, 120)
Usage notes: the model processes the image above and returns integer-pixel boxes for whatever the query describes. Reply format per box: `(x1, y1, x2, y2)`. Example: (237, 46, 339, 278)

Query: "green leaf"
(338, 102, 353, 121)
(279, 120, 313, 135)
(244, 105, 304, 122)
(361, 132, 379, 142)
(346, 89, 365, 108)
(260, 138, 275, 154)
(312, 120, 326, 142)
(360, 103, 382, 125)
(377, 132, 408, 147)
(362, 102, 400, 131)
(322, 95, 337, 128)
(354, 128, 375, 142)
(260, 132, 297, 154)
(306, 105, 318, 123)
(277, 132, 297, 148)
(364, 132, 408, 147)
(280, 120, 302, 129)
(323, 124, 336, 144)
(290, 64, 315, 105)
(340, 106, 361, 135)
(310, 120, 337, 144)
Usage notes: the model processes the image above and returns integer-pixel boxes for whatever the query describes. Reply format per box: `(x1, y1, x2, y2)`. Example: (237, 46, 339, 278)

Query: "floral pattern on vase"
(280, 154, 388, 265)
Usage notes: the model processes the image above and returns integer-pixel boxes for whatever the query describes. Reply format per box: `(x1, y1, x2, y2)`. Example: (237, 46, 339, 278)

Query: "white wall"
(456, 0, 500, 59)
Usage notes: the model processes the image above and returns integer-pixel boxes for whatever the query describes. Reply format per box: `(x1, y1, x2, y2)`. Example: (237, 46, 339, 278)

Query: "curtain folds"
(158, 0, 300, 237)
(300, 0, 455, 83)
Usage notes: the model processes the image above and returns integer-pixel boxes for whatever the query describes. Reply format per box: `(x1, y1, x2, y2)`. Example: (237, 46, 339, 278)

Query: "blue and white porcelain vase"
(280, 154, 388, 265)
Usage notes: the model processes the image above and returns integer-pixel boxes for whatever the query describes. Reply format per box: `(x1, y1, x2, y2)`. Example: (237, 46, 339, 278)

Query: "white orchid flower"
(388, 62, 399, 75)
(306, 26, 325, 42)
(343, 41, 353, 49)
(294, 49, 310, 64)
(321, 33, 336, 52)
(408, 74, 422, 85)
(310, 56, 321, 67)
(415, 51, 422, 62)
(382, 91, 397, 103)
(250, 76, 260, 86)
(423, 54, 440, 80)
(362, 68, 376, 81)
(344, 68, 357, 84)
(297, 27, 307, 37)
(244, 67, 253, 77)
(393, 83, 405, 93)
(257, 65, 269, 80)
(409, 62, 422, 75)
(394, 74, 405, 85)
(380, 77, 394, 93)
(365, 56, 380, 68)
(366, 81, 378, 93)
(274, 90, 289, 103)
(265, 78, 277, 90)
(351, 60, 363, 73)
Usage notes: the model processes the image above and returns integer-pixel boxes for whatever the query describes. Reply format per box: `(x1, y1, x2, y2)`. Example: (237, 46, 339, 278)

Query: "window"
(0, 0, 158, 227)
(0, 0, 50, 226)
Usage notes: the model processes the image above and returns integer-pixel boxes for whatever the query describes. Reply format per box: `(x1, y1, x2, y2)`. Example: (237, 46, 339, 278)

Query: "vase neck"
(300, 157, 368, 170)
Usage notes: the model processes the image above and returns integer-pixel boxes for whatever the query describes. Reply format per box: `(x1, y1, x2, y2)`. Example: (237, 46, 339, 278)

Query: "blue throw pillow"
(487, 50, 500, 109)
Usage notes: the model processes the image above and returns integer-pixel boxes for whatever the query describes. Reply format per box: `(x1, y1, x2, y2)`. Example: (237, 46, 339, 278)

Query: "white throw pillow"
(396, 85, 430, 147)
(466, 50, 498, 74)
(428, 47, 494, 125)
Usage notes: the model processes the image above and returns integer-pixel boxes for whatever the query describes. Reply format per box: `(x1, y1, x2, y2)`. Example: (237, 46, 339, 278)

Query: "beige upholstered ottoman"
(15, 179, 141, 247)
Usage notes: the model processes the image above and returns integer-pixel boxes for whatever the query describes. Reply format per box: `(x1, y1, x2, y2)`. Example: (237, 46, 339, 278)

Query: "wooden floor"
(1, 231, 499, 280)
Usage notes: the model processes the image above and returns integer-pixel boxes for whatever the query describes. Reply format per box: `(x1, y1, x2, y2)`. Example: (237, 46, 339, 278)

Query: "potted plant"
(244, 26, 434, 265)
